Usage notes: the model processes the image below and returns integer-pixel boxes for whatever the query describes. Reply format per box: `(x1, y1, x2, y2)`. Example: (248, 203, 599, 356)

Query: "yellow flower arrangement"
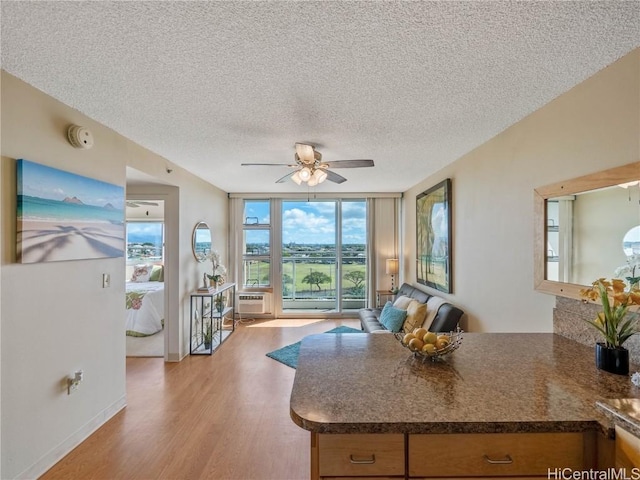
(579, 278, 640, 349)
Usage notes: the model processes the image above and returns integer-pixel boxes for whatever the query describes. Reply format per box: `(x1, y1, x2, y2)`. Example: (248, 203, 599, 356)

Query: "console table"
(190, 282, 235, 355)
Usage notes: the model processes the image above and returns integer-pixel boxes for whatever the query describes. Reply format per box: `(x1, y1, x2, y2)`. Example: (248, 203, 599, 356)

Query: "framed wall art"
(416, 178, 452, 293)
(16, 159, 125, 263)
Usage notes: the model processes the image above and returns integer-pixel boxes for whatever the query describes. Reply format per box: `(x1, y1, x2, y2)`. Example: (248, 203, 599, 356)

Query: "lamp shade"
(291, 171, 303, 185)
(385, 258, 399, 275)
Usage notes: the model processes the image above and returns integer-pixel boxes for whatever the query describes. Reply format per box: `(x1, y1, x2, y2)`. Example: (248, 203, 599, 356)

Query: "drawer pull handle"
(349, 454, 376, 464)
(483, 454, 513, 465)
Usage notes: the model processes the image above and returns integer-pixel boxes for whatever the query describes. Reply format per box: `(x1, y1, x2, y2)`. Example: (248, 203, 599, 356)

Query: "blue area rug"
(266, 326, 363, 369)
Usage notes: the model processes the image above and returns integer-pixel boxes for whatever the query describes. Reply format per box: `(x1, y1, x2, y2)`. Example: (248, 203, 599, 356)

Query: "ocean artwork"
(16, 159, 125, 263)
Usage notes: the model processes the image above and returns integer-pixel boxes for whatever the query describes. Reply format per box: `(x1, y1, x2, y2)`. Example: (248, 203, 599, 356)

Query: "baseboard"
(16, 395, 127, 480)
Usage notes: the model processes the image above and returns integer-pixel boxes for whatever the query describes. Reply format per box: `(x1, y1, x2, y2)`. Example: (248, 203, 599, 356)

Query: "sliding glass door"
(281, 200, 366, 312)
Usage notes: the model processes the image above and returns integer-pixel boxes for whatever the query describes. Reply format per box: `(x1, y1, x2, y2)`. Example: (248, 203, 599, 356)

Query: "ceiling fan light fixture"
(314, 169, 328, 184)
(242, 142, 374, 186)
(298, 167, 312, 182)
(291, 171, 303, 185)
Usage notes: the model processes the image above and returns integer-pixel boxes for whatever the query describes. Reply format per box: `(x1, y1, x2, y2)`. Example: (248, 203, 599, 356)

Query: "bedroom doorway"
(125, 199, 166, 357)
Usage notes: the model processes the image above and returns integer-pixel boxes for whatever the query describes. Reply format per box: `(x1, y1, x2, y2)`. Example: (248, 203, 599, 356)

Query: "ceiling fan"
(126, 200, 159, 208)
(241, 143, 374, 186)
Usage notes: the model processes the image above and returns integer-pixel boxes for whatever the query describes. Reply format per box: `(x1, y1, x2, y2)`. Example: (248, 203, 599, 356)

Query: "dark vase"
(595, 342, 629, 375)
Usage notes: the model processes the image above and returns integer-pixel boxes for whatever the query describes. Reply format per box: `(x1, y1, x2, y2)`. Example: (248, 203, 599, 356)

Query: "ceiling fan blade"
(241, 163, 293, 167)
(275, 171, 296, 183)
(295, 143, 315, 163)
(321, 169, 348, 184)
(322, 159, 375, 168)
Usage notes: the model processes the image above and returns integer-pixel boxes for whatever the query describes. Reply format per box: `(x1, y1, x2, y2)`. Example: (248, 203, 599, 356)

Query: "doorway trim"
(127, 187, 179, 361)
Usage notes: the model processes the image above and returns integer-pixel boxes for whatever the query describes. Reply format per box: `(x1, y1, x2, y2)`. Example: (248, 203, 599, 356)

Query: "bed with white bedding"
(126, 280, 164, 337)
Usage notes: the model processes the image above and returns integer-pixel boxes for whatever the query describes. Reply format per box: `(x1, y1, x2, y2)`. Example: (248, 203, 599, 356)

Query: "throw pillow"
(403, 300, 428, 333)
(380, 301, 407, 333)
(393, 295, 413, 310)
(131, 264, 151, 283)
(149, 265, 164, 282)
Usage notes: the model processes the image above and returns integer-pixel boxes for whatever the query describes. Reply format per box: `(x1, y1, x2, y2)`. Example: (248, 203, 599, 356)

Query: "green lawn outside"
(244, 260, 366, 296)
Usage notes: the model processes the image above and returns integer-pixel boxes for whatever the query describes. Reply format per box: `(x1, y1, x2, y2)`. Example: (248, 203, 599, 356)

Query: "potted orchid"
(580, 278, 640, 375)
(615, 254, 640, 289)
(203, 250, 227, 287)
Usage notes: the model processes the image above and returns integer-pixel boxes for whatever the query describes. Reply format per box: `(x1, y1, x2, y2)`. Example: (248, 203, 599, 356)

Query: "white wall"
(402, 48, 639, 333)
(1, 72, 228, 478)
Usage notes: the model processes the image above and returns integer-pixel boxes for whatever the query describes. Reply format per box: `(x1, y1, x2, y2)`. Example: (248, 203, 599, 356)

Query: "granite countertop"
(289, 333, 640, 435)
(596, 398, 640, 437)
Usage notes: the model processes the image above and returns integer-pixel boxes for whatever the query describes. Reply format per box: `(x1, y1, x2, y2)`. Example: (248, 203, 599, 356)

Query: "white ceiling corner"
(1, 1, 638, 193)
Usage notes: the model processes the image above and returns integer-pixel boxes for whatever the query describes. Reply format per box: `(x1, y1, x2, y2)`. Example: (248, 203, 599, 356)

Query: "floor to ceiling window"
(340, 200, 367, 310)
(281, 200, 336, 311)
(238, 198, 368, 314)
(281, 199, 367, 312)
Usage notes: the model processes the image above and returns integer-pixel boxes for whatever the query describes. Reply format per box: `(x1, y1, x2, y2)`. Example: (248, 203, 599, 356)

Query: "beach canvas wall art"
(17, 159, 125, 263)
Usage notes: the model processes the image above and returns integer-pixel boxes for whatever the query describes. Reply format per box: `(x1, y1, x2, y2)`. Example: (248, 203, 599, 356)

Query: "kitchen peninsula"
(290, 332, 640, 478)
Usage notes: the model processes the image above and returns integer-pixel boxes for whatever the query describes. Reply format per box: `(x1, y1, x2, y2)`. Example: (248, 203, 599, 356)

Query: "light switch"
(102, 273, 111, 288)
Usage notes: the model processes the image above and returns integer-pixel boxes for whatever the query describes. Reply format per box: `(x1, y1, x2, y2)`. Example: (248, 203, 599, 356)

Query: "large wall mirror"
(534, 161, 639, 299)
(192, 222, 212, 262)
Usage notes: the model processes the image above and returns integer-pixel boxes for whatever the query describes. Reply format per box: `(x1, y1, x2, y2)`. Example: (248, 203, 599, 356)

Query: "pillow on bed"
(149, 265, 164, 282)
(131, 264, 151, 282)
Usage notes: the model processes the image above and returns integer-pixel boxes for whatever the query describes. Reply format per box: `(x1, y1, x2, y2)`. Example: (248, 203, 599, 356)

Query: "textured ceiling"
(1, 1, 638, 193)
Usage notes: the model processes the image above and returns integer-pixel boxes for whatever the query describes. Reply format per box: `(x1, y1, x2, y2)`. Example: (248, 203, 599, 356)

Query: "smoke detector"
(67, 125, 94, 149)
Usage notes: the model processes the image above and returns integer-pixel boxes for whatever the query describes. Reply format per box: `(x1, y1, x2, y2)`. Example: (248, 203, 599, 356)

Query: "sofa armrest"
(427, 303, 464, 332)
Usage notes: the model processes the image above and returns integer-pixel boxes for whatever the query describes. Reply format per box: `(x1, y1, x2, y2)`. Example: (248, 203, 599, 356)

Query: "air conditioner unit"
(237, 293, 271, 315)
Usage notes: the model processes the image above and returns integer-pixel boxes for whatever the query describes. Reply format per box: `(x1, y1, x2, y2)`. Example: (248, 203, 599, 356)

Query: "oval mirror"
(192, 222, 212, 262)
(623, 225, 640, 257)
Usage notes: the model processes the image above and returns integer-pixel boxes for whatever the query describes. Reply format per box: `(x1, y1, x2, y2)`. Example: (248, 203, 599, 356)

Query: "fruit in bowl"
(396, 327, 462, 359)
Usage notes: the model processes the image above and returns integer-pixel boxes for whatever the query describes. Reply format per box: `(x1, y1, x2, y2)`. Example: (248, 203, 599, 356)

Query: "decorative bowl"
(394, 328, 463, 360)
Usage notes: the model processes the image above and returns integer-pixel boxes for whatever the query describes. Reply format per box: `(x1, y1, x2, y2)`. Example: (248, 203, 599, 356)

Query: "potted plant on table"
(204, 251, 227, 288)
(203, 322, 213, 351)
(580, 278, 640, 375)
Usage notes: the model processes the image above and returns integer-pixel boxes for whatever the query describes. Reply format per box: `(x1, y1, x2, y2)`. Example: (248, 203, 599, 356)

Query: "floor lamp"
(386, 258, 399, 293)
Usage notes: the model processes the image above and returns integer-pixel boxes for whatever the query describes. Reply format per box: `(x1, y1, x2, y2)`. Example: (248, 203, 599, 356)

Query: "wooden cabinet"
(615, 426, 640, 468)
(310, 431, 595, 479)
(408, 432, 588, 478)
(314, 433, 404, 479)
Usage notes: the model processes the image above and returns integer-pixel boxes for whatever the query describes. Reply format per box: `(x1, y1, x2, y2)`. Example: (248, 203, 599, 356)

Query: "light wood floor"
(40, 318, 360, 480)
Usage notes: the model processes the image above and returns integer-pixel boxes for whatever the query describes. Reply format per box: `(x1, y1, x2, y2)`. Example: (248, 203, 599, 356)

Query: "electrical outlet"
(102, 273, 110, 288)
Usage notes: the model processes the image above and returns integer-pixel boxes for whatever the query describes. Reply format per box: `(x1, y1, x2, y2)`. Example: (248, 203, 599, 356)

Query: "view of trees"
(303, 271, 331, 291)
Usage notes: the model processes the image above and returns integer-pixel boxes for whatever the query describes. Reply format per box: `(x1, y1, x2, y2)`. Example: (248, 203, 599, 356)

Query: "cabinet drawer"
(409, 432, 586, 477)
(615, 426, 640, 468)
(318, 433, 404, 477)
